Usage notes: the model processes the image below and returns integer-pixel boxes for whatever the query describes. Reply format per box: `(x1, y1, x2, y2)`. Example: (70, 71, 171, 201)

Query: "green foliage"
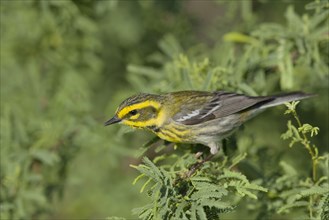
(1, 0, 328, 219)
(131, 155, 267, 220)
(128, 2, 328, 94)
(275, 101, 329, 219)
(124, 1, 328, 219)
(319, 193, 329, 220)
(1, 1, 102, 218)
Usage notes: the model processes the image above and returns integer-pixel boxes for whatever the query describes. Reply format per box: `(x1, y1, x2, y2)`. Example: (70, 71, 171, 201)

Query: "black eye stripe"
(123, 106, 158, 118)
(130, 110, 138, 115)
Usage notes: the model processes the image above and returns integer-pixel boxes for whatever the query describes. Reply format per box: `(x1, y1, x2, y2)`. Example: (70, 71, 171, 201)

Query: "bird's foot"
(194, 151, 203, 159)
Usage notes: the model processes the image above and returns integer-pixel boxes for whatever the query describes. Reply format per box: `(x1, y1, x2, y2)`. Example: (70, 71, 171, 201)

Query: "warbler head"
(104, 93, 166, 128)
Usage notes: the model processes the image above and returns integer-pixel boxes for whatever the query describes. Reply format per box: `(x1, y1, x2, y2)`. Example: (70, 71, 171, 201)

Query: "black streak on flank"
(147, 125, 160, 132)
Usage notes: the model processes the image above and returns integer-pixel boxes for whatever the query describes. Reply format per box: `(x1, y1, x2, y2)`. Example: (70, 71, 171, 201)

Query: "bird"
(104, 91, 314, 155)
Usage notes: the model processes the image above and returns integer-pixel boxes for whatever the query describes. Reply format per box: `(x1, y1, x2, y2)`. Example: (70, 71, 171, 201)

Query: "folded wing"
(173, 91, 273, 125)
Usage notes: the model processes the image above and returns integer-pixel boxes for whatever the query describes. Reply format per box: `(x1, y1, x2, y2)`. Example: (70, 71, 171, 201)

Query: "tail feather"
(259, 92, 316, 109)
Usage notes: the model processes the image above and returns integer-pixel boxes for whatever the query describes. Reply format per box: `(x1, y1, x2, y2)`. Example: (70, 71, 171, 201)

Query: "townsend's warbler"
(105, 91, 314, 154)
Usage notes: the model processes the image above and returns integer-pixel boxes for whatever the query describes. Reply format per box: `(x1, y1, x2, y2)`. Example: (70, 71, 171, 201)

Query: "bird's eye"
(130, 110, 138, 116)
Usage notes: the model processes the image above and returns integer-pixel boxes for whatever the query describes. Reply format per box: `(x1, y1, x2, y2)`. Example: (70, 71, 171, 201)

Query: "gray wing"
(173, 91, 274, 125)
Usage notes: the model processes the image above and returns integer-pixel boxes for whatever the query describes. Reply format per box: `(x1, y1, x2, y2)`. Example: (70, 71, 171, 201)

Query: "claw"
(195, 152, 203, 159)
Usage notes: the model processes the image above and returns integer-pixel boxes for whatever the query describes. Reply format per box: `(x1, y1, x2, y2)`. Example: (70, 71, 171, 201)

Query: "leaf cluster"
(131, 154, 267, 220)
(128, 3, 328, 95)
(1, 1, 105, 218)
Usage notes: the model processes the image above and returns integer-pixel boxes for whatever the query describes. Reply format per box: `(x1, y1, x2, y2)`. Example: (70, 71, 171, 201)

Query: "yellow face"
(105, 100, 167, 129)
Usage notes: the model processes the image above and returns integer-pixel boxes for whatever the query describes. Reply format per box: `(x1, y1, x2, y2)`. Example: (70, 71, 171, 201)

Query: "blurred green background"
(0, 0, 328, 219)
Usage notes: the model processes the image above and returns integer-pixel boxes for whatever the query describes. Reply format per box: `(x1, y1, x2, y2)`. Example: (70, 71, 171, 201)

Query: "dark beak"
(104, 116, 121, 126)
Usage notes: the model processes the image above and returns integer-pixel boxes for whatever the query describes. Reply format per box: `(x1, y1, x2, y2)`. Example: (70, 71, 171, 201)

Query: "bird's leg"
(209, 142, 219, 155)
(184, 143, 219, 178)
(194, 151, 203, 159)
(185, 154, 214, 178)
